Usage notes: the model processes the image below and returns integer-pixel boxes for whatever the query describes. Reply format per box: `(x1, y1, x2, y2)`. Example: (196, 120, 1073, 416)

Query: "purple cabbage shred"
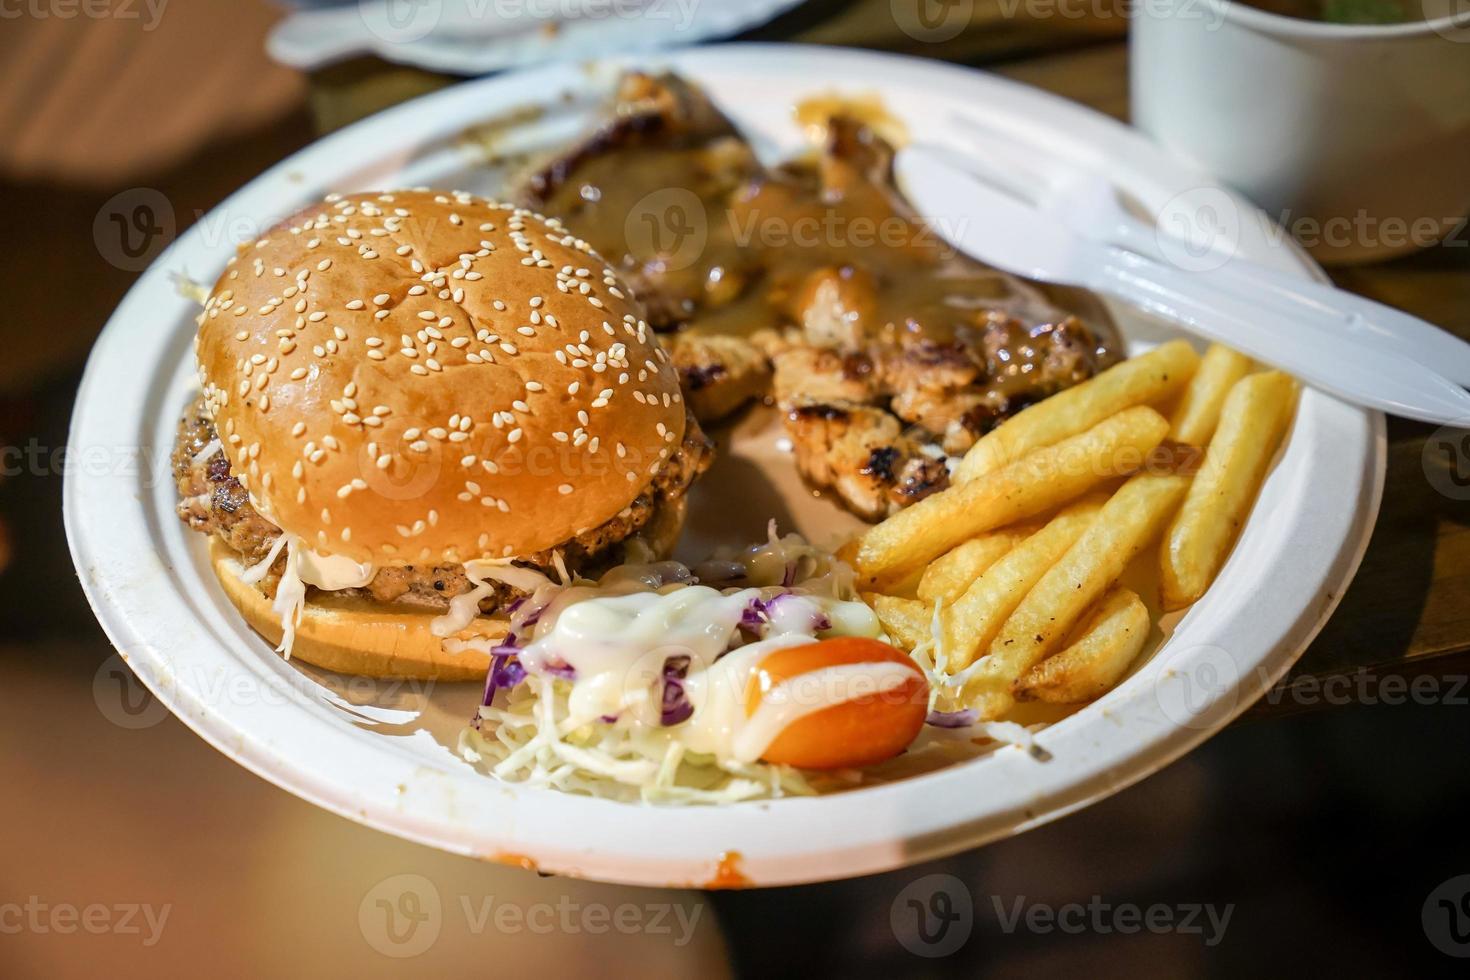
(926, 708, 979, 729)
(660, 654, 694, 726)
(539, 658, 576, 680)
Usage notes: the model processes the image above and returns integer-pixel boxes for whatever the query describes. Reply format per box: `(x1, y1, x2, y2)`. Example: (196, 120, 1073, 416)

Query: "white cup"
(1131, 0, 1470, 264)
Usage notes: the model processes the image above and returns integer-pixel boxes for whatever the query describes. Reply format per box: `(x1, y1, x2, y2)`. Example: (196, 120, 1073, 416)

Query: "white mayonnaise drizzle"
(241, 533, 373, 657)
(432, 558, 553, 638)
(512, 582, 898, 764)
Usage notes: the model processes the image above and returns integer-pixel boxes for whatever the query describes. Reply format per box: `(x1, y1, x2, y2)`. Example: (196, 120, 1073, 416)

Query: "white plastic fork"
(895, 145, 1470, 426)
(923, 113, 1470, 389)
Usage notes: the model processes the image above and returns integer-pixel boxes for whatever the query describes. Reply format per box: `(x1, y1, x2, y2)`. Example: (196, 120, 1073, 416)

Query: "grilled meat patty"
(173, 397, 713, 610)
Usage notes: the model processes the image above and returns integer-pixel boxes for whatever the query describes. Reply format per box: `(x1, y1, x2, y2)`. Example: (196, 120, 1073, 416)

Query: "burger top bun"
(194, 190, 686, 566)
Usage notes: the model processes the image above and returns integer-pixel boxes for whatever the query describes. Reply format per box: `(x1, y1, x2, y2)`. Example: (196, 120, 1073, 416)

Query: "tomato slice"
(745, 637, 929, 770)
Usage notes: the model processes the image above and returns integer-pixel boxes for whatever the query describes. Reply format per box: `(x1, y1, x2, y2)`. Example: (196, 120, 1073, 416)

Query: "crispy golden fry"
(1013, 587, 1151, 703)
(866, 594, 931, 652)
(853, 406, 1170, 576)
(1160, 370, 1295, 611)
(917, 528, 1029, 605)
(955, 339, 1199, 482)
(841, 529, 928, 597)
(875, 564, 927, 600)
(941, 497, 1105, 671)
(969, 471, 1189, 719)
(1168, 344, 1253, 447)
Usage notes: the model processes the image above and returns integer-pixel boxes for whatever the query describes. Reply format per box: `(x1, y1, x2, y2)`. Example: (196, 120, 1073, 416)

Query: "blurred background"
(3, 1, 1469, 976)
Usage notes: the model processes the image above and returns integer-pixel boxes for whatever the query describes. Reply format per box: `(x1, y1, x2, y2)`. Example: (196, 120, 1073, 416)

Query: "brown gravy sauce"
(530, 88, 1118, 407)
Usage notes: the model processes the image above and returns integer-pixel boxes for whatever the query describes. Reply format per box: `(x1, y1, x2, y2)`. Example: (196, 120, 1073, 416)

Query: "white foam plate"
(267, 0, 806, 75)
(66, 46, 1383, 887)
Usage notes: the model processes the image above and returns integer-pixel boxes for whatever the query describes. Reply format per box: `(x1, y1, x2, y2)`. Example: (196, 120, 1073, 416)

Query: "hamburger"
(172, 190, 712, 679)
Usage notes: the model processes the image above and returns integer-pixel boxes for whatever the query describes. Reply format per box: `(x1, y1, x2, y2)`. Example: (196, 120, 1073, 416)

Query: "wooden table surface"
(306, 3, 1470, 714)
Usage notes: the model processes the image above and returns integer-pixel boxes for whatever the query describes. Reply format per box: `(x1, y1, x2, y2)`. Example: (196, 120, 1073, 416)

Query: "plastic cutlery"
(930, 117, 1470, 388)
(896, 145, 1470, 426)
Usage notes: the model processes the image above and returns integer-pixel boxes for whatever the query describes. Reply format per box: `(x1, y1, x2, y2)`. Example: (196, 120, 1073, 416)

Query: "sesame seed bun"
(208, 538, 500, 680)
(195, 189, 687, 567)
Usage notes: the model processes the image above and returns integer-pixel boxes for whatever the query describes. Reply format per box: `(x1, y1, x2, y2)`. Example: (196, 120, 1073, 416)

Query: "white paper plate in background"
(268, 0, 806, 75)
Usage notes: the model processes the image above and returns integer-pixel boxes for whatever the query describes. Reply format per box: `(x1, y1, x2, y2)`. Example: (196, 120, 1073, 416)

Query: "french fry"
(969, 471, 1189, 719)
(1168, 344, 1253, 447)
(1013, 587, 1151, 704)
(917, 528, 1030, 605)
(866, 594, 931, 652)
(941, 497, 1105, 671)
(1160, 370, 1295, 610)
(955, 339, 1199, 482)
(842, 540, 925, 597)
(853, 406, 1170, 576)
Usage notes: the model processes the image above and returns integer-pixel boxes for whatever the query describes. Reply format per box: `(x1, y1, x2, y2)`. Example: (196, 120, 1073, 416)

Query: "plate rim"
(65, 43, 1386, 888)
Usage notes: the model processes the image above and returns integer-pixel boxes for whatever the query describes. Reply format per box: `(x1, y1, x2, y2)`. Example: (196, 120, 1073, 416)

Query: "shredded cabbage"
(458, 528, 853, 803)
(457, 527, 1043, 803)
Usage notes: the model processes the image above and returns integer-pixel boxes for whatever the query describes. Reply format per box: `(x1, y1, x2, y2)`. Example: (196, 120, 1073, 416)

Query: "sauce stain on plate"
(703, 851, 751, 889)
(483, 851, 541, 874)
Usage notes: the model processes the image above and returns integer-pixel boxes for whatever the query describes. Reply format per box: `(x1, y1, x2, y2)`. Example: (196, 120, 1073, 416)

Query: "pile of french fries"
(848, 339, 1297, 722)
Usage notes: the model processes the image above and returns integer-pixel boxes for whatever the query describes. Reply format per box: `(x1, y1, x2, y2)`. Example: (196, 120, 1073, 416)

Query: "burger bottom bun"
(206, 495, 690, 680)
(209, 539, 500, 681)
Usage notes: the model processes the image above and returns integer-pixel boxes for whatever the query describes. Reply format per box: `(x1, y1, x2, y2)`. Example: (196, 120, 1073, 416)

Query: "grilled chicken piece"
(771, 345, 881, 407)
(785, 400, 949, 521)
(519, 72, 1121, 523)
(669, 332, 773, 423)
(793, 266, 878, 350)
